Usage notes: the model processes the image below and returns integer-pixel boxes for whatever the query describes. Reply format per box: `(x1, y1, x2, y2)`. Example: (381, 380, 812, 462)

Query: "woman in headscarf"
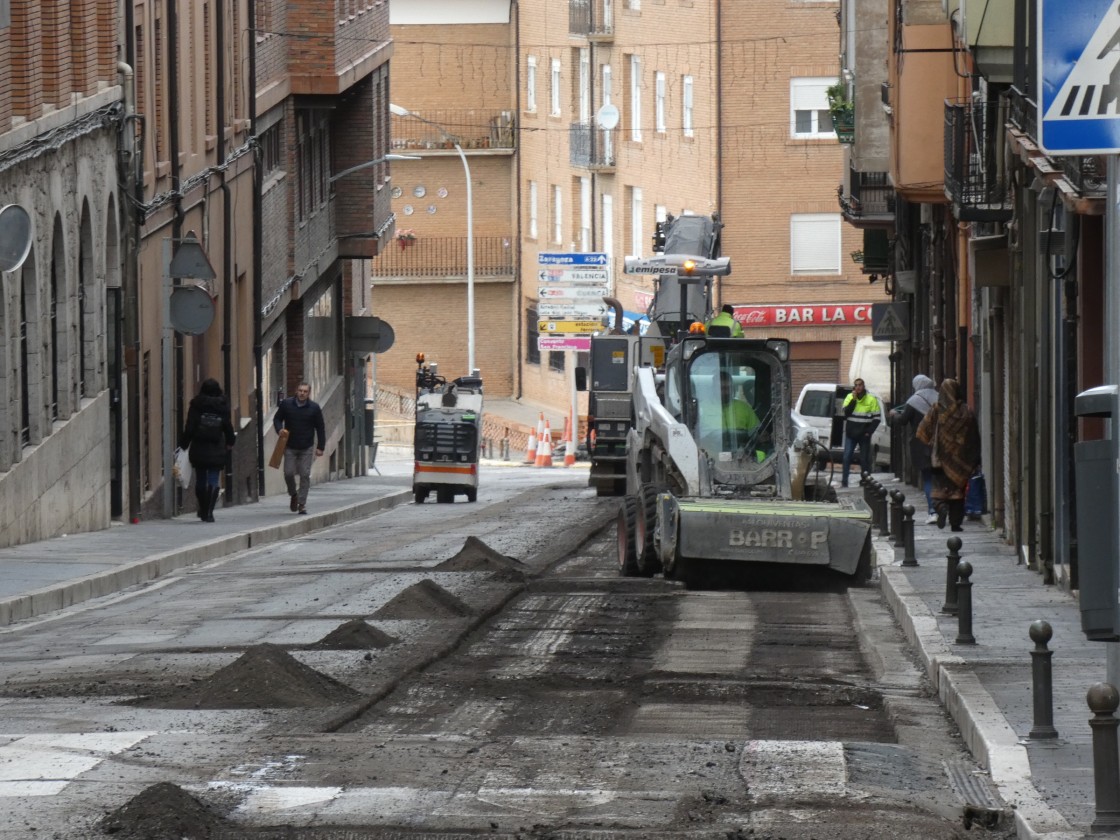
(889, 374, 939, 524)
(915, 378, 981, 531)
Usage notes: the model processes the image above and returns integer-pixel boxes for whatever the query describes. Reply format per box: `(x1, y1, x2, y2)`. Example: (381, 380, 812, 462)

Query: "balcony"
(371, 235, 515, 279)
(569, 0, 614, 41)
(838, 168, 895, 226)
(944, 98, 1012, 223)
(1006, 86, 1038, 139)
(570, 121, 617, 170)
(390, 109, 516, 152)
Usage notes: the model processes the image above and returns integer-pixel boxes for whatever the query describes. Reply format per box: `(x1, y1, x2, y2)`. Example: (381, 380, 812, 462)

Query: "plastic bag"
(174, 446, 192, 489)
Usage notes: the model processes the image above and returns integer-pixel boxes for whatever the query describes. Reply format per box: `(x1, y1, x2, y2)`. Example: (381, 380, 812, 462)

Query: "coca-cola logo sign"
(731, 304, 874, 328)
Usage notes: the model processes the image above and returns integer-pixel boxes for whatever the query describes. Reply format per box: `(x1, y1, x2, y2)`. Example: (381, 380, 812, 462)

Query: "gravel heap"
(435, 535, 529, 581)
(312, 618, 397, 650)
(372, 578, 475, 620)
(98, 781, 245, 839)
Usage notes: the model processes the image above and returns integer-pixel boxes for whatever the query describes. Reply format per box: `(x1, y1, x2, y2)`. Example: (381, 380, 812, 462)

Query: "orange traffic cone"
(536, 420, 554, 467)
(563, 413, 577, 468)
(524, 422, 538, 464)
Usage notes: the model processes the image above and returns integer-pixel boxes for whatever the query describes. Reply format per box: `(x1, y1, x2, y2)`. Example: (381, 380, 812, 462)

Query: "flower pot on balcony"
(398, 238, 415, 250)
(831, 108, 855, 144)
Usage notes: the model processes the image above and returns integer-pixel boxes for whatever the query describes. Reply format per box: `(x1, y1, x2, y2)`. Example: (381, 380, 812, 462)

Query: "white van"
(791, 382, 890, 469)
(849, 337, 892, 403)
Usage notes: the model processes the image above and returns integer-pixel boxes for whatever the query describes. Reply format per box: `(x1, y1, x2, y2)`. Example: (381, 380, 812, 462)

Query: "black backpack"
(197, 411, 224, 443)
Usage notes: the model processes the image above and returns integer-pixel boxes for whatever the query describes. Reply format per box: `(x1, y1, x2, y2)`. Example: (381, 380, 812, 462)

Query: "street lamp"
(390, 103, 476, 374)
(329, 153, 420, 184)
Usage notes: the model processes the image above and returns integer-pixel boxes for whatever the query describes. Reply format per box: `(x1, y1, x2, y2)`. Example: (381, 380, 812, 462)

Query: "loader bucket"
(661, 496, 873, 578)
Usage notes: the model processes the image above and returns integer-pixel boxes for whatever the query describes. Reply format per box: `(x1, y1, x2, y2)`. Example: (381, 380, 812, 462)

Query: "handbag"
(174, 446, 193, 489)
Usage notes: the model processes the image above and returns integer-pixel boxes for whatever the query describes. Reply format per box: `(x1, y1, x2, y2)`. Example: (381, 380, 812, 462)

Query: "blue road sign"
(1040, 0, 1120, 154)
(538, 252, 609, 266)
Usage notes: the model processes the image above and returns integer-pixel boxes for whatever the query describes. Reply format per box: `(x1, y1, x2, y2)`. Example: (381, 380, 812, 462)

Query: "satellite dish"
(596, 103, 620, 130)
(169, 284, 215, 335)
(0, 204, 33, 272)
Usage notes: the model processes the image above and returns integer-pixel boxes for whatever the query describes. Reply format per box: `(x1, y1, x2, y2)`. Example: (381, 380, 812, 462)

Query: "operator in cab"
(708, 371, 768, 463)
(706, 304, 745, 338)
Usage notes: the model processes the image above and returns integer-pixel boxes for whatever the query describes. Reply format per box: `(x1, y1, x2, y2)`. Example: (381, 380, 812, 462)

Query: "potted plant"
(396, 229, 417, 250)
(827, 82, 855, 144)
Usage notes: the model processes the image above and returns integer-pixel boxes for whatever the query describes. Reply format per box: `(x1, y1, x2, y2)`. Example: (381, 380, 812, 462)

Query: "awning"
(605, 309, 651, 335)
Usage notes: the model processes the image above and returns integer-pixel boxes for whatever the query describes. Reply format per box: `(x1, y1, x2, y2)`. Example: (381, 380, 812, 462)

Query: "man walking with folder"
(273, 382, 326, 514)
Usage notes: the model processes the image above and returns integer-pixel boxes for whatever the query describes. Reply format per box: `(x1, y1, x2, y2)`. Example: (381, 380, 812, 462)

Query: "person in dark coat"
(179, 378, 236, 522)
(916, 378, 981, 532)
(273, 381, 326, 515)
(889, 374, 939, 524)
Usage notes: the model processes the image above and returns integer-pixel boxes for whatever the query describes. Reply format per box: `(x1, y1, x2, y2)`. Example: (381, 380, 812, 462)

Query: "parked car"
(791, 382, 890, 469)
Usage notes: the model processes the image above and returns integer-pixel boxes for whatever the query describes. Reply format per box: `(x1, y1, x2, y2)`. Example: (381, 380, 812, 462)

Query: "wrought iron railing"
(1059, 155, 1107, 197)
(390, 109, 516, 151)
(838, 168, 895, 220)
(570, 121, 616, 168)
(372, 235, 515, 278)
(1006, 86, 1038, 139)
(944, 98, 1012, 222)
(569, 0, 613, 37)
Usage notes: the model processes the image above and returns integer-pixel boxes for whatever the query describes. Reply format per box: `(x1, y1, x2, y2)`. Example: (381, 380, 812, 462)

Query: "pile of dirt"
(98, 781, 245, 839)
(311, 619, 397, 650)
(435, 535, 529, 581)
(134, 643, 363, 709)
(372, 579, 476, 620)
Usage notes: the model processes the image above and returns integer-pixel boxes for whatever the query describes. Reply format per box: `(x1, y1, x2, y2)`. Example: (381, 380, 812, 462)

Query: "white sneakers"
(926, 513, 939, 525)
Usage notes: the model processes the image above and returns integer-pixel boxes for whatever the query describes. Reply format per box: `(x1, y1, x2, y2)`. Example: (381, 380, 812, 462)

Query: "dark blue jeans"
(841, 433, 872, 485)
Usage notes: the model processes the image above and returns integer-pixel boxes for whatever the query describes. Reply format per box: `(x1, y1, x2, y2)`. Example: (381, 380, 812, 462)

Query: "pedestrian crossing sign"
(870, 302, 908, 342)
(1040, 0, 1120, 154)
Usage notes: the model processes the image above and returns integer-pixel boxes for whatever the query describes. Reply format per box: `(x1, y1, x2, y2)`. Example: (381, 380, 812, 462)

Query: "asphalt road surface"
(0, 464, 1014, 839)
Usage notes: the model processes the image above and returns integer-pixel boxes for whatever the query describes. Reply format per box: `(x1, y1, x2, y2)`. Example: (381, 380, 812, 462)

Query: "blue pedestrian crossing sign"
(1040, 0, 1120, 154)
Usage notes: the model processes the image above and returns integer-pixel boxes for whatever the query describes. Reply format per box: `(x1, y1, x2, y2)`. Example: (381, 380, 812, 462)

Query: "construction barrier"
(536, 420, 554, 468)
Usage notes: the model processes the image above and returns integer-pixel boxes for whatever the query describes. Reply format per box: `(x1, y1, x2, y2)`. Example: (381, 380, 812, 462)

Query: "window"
(526, 309, 541, 365)
(682, 75, 694, 137)
(790, 213, 841, 275)
(551, 58, 562, 117)
(552, 185, 563, 244)
(630, 186, 643, 257)
(526, 56, 537, 113)
(528, 180, 538, 239)
(655, 71, 666, 133)
(791, 77, 835, 138)
(629, 55, 642, 141)
(261, 123, 283, 177)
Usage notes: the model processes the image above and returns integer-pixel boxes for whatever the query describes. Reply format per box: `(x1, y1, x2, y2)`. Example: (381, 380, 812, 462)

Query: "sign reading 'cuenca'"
(729, 304, 874, 328)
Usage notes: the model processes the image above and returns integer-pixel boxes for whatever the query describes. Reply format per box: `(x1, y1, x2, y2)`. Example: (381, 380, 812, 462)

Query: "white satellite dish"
(596, 103, 620, 130)
(0, 204, 33, 272)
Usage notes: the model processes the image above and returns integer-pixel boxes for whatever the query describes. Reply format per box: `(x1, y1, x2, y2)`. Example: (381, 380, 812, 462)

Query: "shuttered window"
(790, 213, 841, 275)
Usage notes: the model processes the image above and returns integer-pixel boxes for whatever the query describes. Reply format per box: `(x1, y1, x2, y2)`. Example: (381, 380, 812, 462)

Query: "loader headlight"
(765, 340, 790, 362)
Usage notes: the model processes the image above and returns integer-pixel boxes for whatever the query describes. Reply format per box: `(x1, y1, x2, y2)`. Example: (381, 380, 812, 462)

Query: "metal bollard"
(501, 438, 510, 461)
(1029, 620, 1058, 739)
(877, 484, 891, 538)
(942, 536, 962, 615)
(1088, 682, 1120, 832)
(890, 489, 905, 546)
(954, 561, 976, 644)
(867, 479, 882, 531)
(901, 504, 918, 567)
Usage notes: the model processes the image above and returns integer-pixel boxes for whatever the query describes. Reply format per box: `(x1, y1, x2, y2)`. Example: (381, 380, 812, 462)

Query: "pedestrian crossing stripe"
(1043, 0, 1120, 122)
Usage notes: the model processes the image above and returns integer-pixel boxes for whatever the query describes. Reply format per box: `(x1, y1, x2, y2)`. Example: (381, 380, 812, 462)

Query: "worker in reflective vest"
(705, 305, 744, 338)
(841, 378, 880, 487)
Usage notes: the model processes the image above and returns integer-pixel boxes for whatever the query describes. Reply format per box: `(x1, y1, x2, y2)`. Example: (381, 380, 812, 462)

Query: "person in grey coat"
(890, 374, 939, 523)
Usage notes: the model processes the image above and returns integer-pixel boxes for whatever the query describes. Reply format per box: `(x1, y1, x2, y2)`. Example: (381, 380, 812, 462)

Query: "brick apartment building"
(375, 0, 891, 437)
(0, 1, 125, 548)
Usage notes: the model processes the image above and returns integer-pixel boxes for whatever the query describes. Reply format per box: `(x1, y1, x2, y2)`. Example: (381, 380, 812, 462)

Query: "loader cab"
(665, 337, 792, 490)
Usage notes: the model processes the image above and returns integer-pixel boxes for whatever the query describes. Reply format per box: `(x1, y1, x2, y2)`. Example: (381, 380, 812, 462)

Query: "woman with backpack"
(180, 378, 236, 522)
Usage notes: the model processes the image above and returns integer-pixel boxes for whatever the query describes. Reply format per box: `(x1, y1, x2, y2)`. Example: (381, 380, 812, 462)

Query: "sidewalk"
(860, 473, 1109, 840)
(0, 453, 1109, 837)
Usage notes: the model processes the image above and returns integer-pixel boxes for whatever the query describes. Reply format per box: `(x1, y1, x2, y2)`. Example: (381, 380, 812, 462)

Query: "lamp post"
(328, 153, 420, 184)
(390, 103, 476, 374)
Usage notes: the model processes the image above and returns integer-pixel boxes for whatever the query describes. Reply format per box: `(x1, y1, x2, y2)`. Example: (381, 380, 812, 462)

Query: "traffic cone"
(536, 420, 554, 467)
(563, 412, 577, 468)
(524, 420, 538, 463)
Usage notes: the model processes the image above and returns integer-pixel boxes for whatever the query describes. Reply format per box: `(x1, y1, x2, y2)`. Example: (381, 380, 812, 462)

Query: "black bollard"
(877, 484, 891, 538)
(868, 480, 883, 531)
(942, 536, 962, 615)
(890, 489, 905, 546)
(954, 561, 976, 644)
(901, 504, 918, 567)
(1029, 620, 1058, 739)
(1088, 683, 1120, 832)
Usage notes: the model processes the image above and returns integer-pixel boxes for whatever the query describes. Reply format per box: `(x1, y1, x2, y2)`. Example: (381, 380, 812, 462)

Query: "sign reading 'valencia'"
(730, 304, 874, 328)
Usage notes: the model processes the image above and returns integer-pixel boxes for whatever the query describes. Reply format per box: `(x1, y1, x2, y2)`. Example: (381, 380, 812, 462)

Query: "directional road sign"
(1040, 0, 1120, 154)
(870, 302, 909, 341)
(538, 319, 604, 334)
(538, 336, 592, 352)
(538, 252, 609, 266)
(539, 268, 610, 285)
(538, 301, 609, 319)
(539, 285, 611, 299)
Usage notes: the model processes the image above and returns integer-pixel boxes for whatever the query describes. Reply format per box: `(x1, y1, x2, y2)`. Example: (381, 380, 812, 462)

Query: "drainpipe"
(167, 0, 184, 515)
(248, 0, 265, 497)
(513, 0, 523, 400)
(216, 0, 234, 499)
(118, 49, 143, 523)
